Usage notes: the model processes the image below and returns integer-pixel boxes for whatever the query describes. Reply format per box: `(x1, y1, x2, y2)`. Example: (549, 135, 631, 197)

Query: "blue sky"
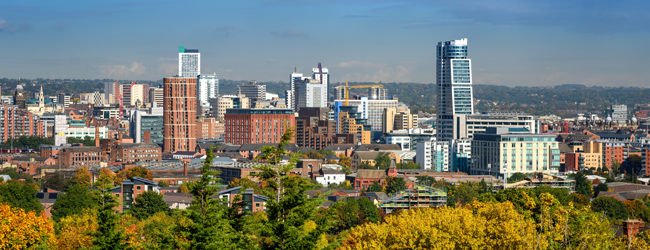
(1, 0, 649, 86)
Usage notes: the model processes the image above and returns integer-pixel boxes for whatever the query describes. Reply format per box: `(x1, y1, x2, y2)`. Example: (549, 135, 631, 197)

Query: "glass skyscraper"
(436, 38, 474, 141)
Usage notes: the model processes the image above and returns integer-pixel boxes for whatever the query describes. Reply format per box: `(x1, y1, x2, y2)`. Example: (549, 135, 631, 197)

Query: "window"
(137, 186, 141, 190)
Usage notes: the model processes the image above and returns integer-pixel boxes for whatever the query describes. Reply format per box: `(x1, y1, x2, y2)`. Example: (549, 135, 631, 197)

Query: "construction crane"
(115, 81, 137, 118)
(335, 81, 383, 106)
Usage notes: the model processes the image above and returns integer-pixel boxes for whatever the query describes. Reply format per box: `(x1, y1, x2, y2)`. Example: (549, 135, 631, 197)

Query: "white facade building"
(123, 84, 144, 106)
(470, 127, 560, 177)
(436, 38, 474, 141)
(179, 46, 200, 78)
(65, 126, 108, 140)
(315, 168, 345, 187)
(416, 141, 450, 171)
(54, 115, 67, 146)
(612, 105, 627, 124)
(295, 79, 327, 109)
(198, 74, 219, 112)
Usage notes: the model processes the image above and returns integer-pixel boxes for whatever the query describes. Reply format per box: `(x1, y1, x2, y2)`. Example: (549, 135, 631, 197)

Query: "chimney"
(118, 133, 123, 142)
(95, 126, 100, 147)
(143, 131, 151, 144)
(624, 219, 645, 239)
(183, 162, 188, 176)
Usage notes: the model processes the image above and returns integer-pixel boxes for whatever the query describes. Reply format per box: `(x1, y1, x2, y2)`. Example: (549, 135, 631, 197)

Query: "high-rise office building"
(335, 98, 398, 132)
(179, 46, 200, 78)
(295, 79, 327, 110)
(368, 87, 388, 100)
(129, 103, 164, 145)
(198, 74, 219, 112)
(237, 81, 266, 101)
(612, 105, 627, 123)
(149, 87, 163, 106)
(104, 82, 117, 105)
(436, 38, 474, 141)
(123, 84, 144, 106)
(163, 77, 197, 152)
(312, 66, 329, 87)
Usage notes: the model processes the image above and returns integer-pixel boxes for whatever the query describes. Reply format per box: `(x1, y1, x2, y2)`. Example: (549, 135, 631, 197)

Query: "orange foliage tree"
(0, 204, 56, 249)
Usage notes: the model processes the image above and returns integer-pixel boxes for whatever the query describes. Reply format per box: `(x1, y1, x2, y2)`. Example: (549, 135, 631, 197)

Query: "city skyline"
(1, 1, 649, 87)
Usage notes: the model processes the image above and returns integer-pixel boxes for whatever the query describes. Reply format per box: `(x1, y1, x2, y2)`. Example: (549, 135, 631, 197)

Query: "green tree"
(570, 172, 593, 197)
(157, 180, 169, 187)
(453, 184, 479, 206)
(396, 162, 420, 169)
(358, 197, 380, 223)
(591, 196, 629, 220)
(507, 172, 527, 183)
(254, 125, 333, 250)
(374, 155, 391, 169)
(43, 171, 66, 191)
(51, 184, 99, 221)
(626, 155, 643, 174)
(131, 191, 169, 220)
(594, 183, 609, 197)
(358, 161, 373, 170)
(0, 180, 42, 213)
(385, 177, 406, 196)
(176, 146, 251, 249)
(366, 181, 383, 193)
(92, 162, 127, 250)
(0, 167, 34, 184)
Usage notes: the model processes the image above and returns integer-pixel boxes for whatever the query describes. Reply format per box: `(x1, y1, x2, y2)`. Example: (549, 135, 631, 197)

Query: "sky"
(1, 0, 649, 87)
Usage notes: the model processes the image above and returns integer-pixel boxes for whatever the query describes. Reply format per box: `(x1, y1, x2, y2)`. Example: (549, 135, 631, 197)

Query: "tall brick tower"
(163, 77, 197, 152)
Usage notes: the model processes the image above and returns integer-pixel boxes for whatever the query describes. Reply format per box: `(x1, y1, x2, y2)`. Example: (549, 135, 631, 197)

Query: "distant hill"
(2, 78, 648, 117)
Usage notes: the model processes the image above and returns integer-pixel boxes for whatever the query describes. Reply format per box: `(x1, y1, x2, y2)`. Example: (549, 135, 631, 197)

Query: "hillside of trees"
(2, 78, 649, 117)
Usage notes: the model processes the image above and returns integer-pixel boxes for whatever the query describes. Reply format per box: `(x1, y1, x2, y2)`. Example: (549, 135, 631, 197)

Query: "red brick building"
(196, 117, 224, 140)
(565, 152, 580, 172)
(163, 77, 197, 152)
(59, 147, 103, 168)
(111, 143, 162, 164)
(224, 109, 295, 145)
(602, 142, 626, 170)
(12, 156, 57, 176)
(0, 104, 44, 142)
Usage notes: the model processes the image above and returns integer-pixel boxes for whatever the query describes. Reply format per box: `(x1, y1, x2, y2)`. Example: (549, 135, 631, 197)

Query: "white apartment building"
(470, 127, 560, 178)
(416, 141, 449, 171)
(179, 46, 200, 78)
(198, 74, 219, 112)
(295, 79, 327, 109)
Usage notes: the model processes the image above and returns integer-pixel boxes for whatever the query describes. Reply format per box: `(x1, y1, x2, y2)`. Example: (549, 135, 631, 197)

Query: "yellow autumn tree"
(57, 208, 98, 250)
(341, 201, 543, 249)
(74, 166, 92, 187)
(0, 204, 57, 249)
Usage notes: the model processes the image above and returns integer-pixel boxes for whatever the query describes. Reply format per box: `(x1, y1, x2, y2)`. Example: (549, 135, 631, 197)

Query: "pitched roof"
(11, 156, 50, 162)
(320, 168, 344, 175)
(322, 154, 340, 160)
(117, 143, 161, 149)
(355, 144, 402, 151)
(353, 151, 391, 160)
(324, 144, 355, 151)
(355, 169, 387, 179)
(62, 147, 102, 152)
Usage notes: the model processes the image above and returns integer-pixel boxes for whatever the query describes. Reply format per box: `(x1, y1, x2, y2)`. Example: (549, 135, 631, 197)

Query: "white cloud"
(338, 61, 383, 68)
(99, 61, 146, 78)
